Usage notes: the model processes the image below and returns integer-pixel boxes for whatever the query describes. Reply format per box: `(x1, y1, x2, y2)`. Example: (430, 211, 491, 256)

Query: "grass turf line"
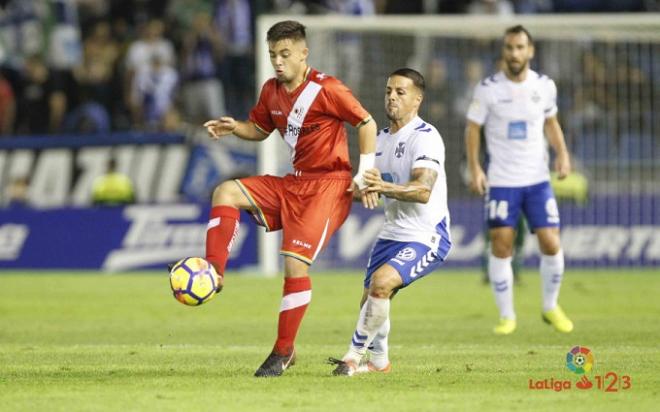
(0, 270, 658, 411)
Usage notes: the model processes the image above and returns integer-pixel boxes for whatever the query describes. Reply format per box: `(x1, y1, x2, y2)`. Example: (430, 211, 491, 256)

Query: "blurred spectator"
(74, 21, 120, 114)
(75, 0, 110, 23)
(0, 0, 46, 94)
(324, 0, 375, 94)
(180, 11, 226, 124)
(166, 0, 214, 38)
(15, 54, 68, 134)
(213, 0, 254, 118)
(425, 57, 456, 126)
(46, 0, 82, 134)
(130, 55, 180, 131)
(454, 58, 485, 116)
(0, 71, 16, 134)
(109, 0, 168, 26)
(124, 18, 175, 70)
(124, 18, 175, 111)
(467, 0, 514, 14)
(46, 0, 82, 72)
(92, 158, 135, 206)
(63, 101, 110, 133)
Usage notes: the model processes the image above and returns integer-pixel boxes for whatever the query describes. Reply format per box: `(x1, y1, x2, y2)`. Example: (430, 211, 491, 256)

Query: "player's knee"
(539, 238, 560, 255)
(490, 229, 515, 258)
(491, 241, 513, 258)
(212, 180, 242, 206)
(369, 271, 400, 299)
(537, 229, 561, 255)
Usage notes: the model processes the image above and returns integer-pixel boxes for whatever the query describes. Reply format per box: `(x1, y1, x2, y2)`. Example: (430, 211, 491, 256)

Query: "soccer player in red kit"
(202, 20, 377, 377)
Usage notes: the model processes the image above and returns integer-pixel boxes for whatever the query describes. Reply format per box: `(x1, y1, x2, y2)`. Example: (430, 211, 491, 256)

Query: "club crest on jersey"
(395, 247, 417, 261)
(293, 106, 305, 121)
(395, 142, 405, 158)
(315, 72, 327, 80)
(531, 90, 541, 103)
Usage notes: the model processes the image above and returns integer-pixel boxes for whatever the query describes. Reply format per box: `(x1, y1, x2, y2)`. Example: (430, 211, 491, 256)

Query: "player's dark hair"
(389, 68, 425, 92)
(267, 20, 306, 43)
(504, 25, 533, 45)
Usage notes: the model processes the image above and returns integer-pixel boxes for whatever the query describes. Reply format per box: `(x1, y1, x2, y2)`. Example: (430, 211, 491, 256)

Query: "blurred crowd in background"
(0, 0, 657, 137)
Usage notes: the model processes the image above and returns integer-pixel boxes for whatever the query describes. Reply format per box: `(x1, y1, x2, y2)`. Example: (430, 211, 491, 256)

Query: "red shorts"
(235, 171, 353, 265)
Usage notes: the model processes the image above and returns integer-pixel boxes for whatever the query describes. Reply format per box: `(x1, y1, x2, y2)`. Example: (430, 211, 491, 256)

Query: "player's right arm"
(465, 81, 490, 195)
(465, 120, 487, 195)
(363, 167, 437, 204)
(203, 118, 269, 141)
(323, 77, 378, 209)
(204, 80, 274, 142)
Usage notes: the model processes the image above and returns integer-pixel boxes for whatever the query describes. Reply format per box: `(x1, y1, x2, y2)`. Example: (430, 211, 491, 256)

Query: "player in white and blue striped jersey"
(329, 68, 451, 376)
(465, 25, 573, 335)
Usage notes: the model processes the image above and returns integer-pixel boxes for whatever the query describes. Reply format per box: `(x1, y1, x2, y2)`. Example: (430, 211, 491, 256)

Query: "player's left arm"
(364, 167, 437, 204)
(544, 115, 571, 179)
(353, 117, 379, 209)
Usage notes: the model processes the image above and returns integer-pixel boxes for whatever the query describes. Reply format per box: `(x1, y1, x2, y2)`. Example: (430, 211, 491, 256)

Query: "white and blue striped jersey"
(466, 70, 558, 187)
(375, 116, 450, 249)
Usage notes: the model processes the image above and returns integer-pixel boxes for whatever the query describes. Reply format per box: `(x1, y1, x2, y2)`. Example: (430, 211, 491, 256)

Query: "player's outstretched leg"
(332, 295, 390, 376)
(255, 272, 311, 377)
(489, 253, 516, 335)
(361, 318, 392, 374)
(540, 249, 573, 333)
(205, 205, 240, 277)
(205, 180, 251, 283)
(331, 318, 397, 376)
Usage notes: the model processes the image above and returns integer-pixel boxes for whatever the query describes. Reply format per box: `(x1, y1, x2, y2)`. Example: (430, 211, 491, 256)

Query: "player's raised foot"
(355, 360, 392, 374)
(254, 350, 296, 377)
(542, 306, 574, 333)
(493, 318, 517, 335)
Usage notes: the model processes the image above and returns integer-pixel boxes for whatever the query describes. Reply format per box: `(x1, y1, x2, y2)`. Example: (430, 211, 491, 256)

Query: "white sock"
(540, 249, 565, 312)
(343, 296, 390, 364)
(488, 254, 515, 320)
(368, 318, 390, 369)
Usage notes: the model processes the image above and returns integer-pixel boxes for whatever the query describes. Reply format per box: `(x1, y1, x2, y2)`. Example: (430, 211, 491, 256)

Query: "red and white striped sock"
(205, 205, 240, 275)
(273, 276, 312, 356)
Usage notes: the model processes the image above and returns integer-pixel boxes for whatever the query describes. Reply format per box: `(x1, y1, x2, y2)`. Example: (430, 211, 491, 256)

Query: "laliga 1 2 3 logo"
(528, 346, 632, 392)
(566, 346, 595, 389)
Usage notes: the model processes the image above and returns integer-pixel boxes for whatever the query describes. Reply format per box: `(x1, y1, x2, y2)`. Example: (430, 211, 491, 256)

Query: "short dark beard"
(506, 60, 527, 76)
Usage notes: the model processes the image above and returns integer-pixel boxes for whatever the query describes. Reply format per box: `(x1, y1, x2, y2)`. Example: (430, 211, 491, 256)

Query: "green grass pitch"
(1, 269, 659, 411)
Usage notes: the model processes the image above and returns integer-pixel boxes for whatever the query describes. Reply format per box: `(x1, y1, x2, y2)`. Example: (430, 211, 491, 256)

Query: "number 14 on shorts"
(488, 200, 509, 220)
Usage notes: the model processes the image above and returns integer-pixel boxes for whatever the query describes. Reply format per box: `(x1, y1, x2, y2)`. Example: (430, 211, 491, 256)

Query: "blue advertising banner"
(315, 195, 660, 270)
(0, 195, 658, 271)
(0, 205, 258, 271)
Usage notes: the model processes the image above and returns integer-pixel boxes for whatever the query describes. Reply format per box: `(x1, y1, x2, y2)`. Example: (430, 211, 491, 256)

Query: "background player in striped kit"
(465, 25, 574, 335)
(202, 20, 378, 377)
(329, 68, 451, 376)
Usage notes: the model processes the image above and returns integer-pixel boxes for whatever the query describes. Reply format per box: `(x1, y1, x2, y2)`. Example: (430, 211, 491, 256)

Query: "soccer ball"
(169, 257, 219, 306)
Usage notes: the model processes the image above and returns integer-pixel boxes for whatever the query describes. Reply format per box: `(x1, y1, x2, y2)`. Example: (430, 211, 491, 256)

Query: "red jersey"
(249, 68, 370, 173)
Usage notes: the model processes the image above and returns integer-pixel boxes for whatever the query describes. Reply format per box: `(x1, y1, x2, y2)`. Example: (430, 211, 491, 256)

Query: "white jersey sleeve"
(411, 131, 444, 174)
(544, 78, 558, 118)
(466, 81, 491, 125)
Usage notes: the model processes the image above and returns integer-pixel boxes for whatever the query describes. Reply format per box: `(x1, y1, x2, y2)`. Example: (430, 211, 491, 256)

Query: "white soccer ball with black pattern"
(169, 257, 218, 306)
